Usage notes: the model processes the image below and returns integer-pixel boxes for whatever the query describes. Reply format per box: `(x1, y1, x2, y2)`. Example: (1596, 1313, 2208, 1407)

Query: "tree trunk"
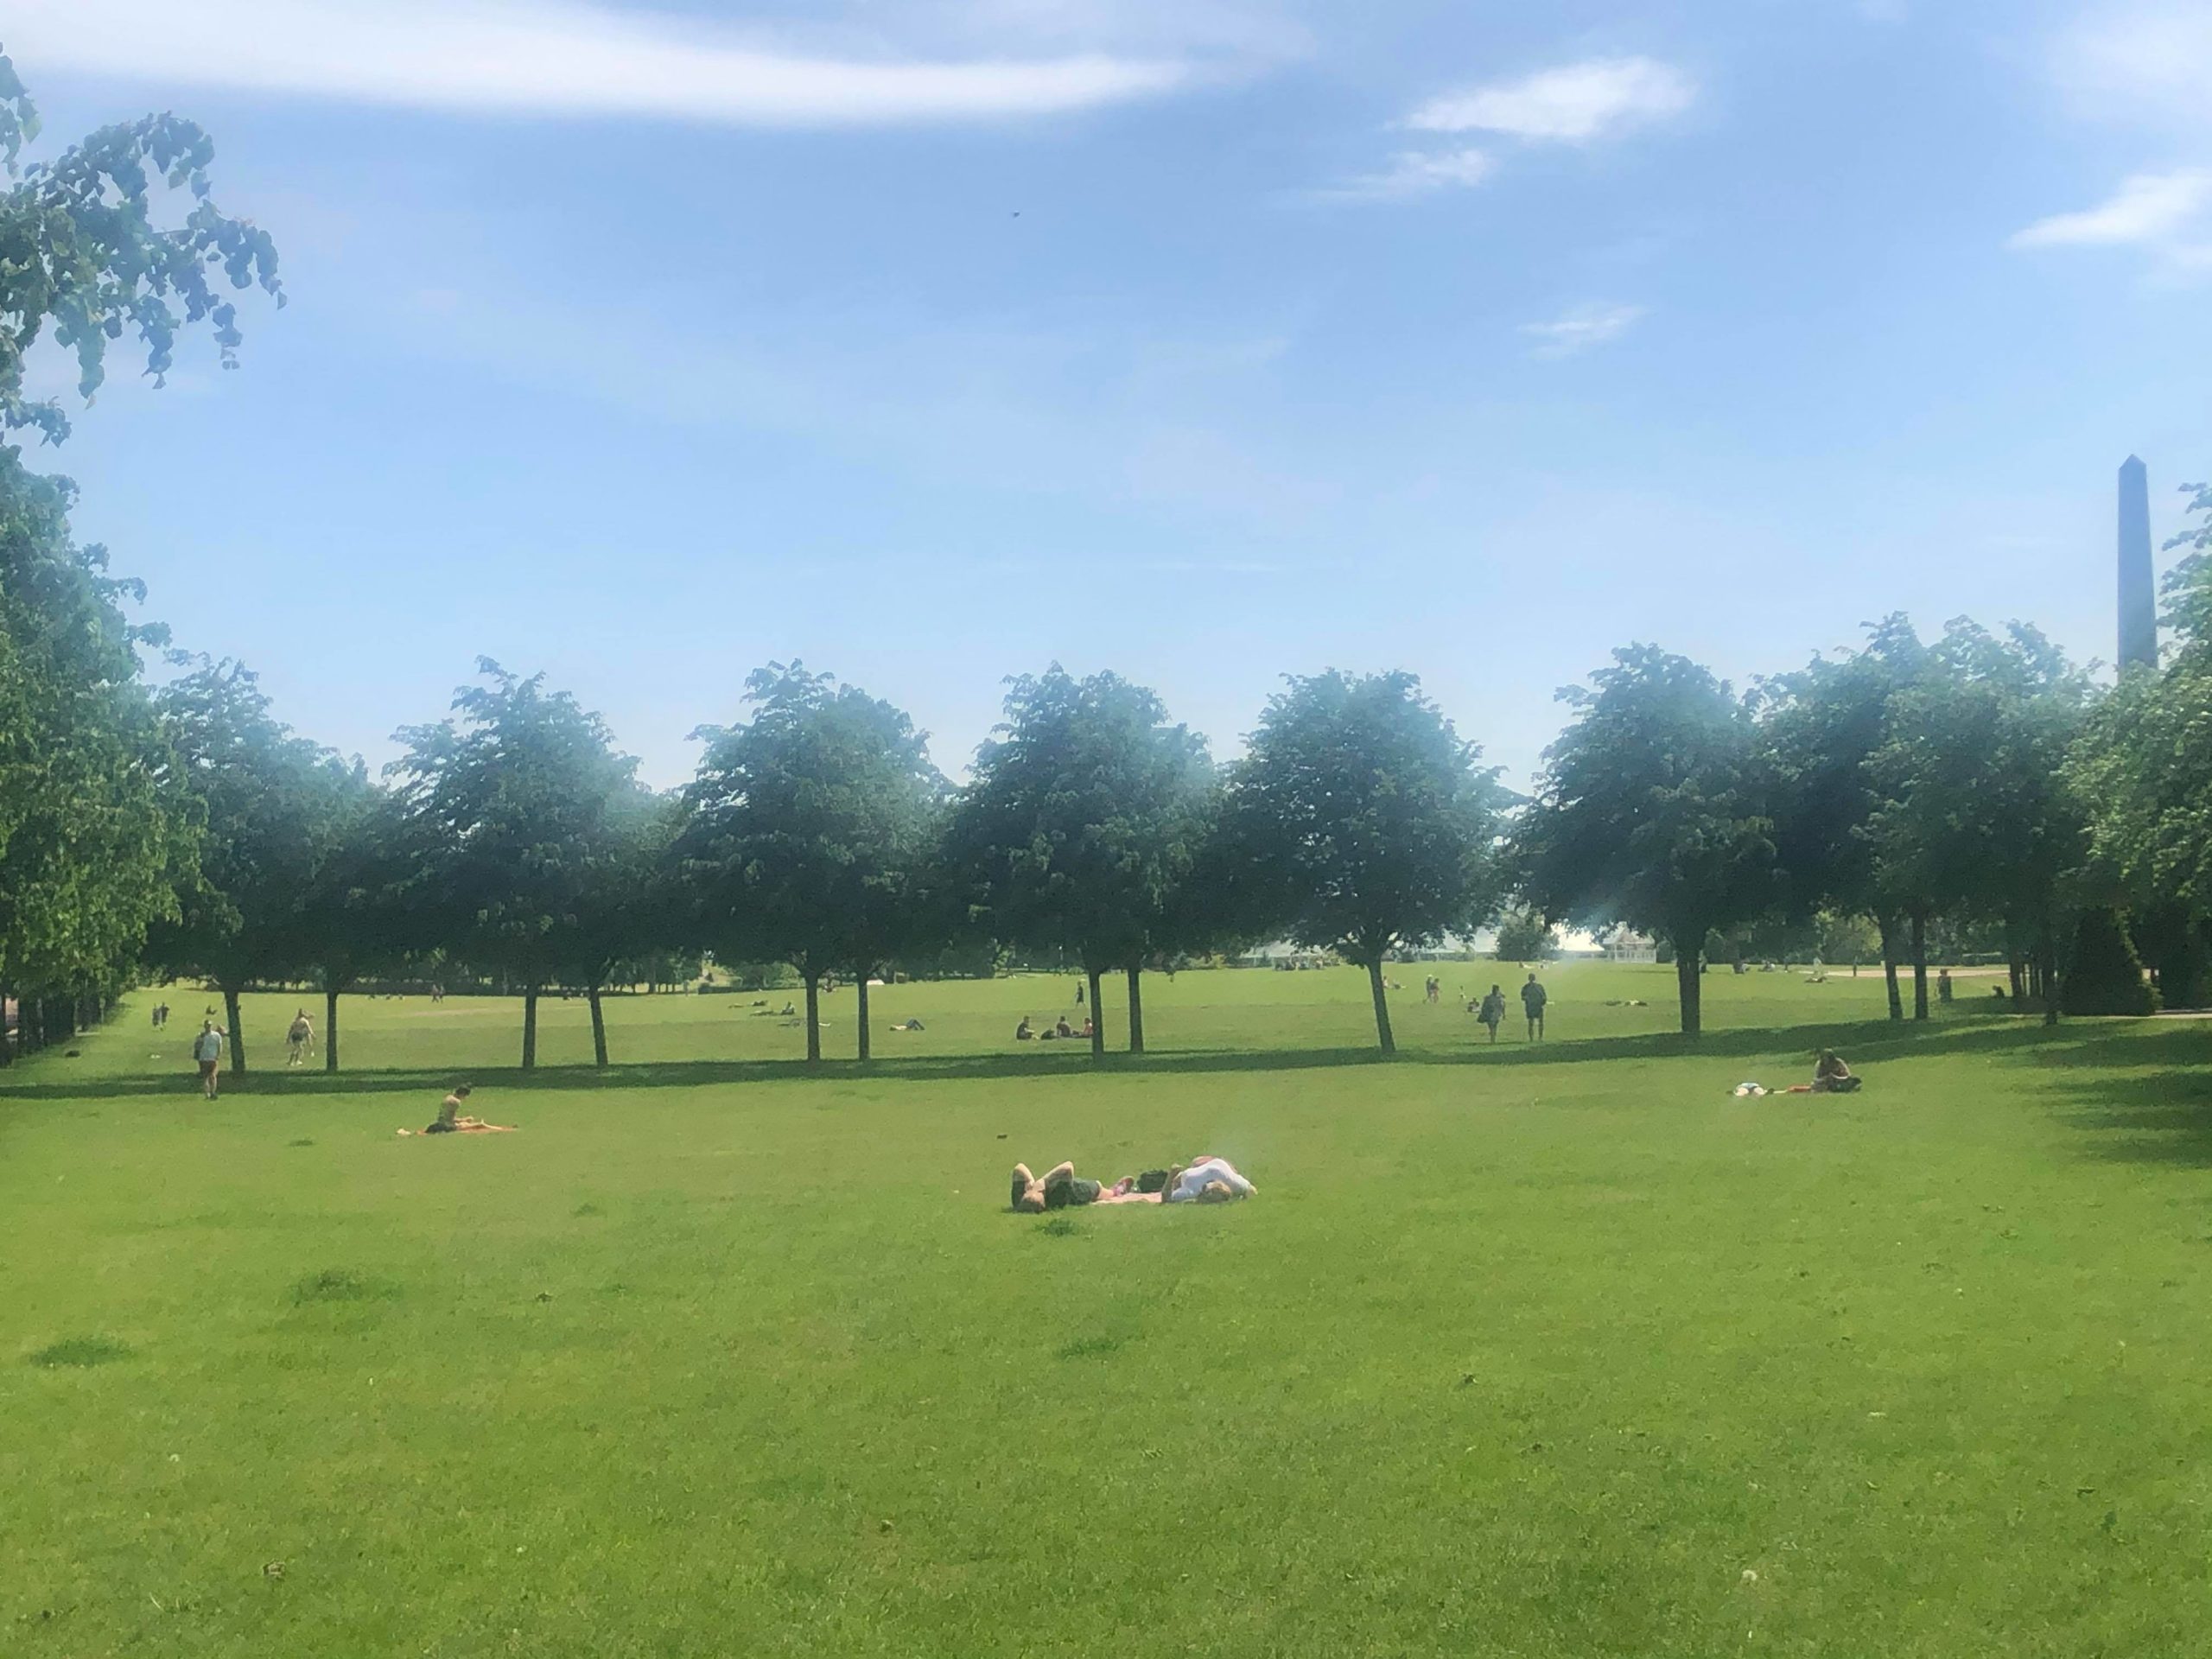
(1675, 939, 1704, 1038)
(1087, 967, 1105, 1059)
(1127, 965, 1145, 1054)
(522, 987, 539, 1070)
(804, 971, 822, 1065)
(588, 985, 608, 1068)
(1366, 957, 1396, 1055)
(0, 986, 11, 1066)
(1910, 911, 1929, 1021)
(325, 988, 340, 1072)
(855, 973, 871, 1064)
(1879, 920, 1903, 1021)
(2042, 929, 2062, 1027)
(224, 985, 247, 1074)
(2008, 955, 2026, 1003)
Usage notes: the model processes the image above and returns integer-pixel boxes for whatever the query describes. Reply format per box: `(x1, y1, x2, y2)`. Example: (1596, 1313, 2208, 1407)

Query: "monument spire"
(2119, 454, 2157, 671)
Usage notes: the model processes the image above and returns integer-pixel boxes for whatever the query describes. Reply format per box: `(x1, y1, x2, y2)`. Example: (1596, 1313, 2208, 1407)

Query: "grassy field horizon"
(6, 966, 2207, 1656)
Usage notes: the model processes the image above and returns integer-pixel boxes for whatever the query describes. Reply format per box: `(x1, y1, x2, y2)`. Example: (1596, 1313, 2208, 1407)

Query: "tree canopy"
(1223, 669, 1500, 1054)
(389, 661, 654, 1069)
(678, 662, 944, 1064)
(1517, 645, 1776, 1037)
(945, 666, 1214, 1058)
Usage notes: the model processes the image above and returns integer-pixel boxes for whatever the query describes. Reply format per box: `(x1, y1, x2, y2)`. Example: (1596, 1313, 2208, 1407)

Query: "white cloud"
(1520, 302, 1645, 358)
(2056, 5, 2212, 134)
(2009, 168, 2212, 247)
(4, 0, 1197, 126)
(1313, 147, 1493, 204)
(1406, 57, 1694, 143)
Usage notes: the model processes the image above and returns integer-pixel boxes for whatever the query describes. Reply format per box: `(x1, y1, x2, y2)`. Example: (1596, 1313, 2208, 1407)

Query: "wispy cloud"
(2009, 168, 2212, 250)
(1407, 57, 1694, 143)
(5, 0, 1199, 126)
(1312, 147, 1493, 204)
(1520, 302, 1646, 358)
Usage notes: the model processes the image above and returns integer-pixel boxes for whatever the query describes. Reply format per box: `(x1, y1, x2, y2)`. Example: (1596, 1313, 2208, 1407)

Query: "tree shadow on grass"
(0, 1011, 2088, 1103)
(2013, 1019, 2212, 1169)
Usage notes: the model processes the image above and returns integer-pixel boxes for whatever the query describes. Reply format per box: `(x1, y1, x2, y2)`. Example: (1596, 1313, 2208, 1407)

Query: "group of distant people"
(1014, 1014, 1094, 1043)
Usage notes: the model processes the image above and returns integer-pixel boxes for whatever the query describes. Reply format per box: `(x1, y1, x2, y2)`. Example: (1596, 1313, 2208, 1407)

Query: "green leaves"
(677, 662, 944, 1058)
(1225, 670, 1499, 966)
(946, 665, 1216, 976)
(0, 50, 283, 444)
(1517, 646, 1775, 997)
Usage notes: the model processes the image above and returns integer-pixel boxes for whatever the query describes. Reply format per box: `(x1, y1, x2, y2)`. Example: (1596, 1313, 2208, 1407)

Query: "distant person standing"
(1937, 968, 1954, 1006)
(286, 1008, 315, 1067)
(1521, 972, 1548, 1041)
(1478, 984, 1507, 1042)
(192, 1018, 226, 1099)
(1425, 975, 1441, 1005)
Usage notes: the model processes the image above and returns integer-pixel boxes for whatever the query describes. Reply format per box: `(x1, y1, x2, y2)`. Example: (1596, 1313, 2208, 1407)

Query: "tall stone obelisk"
(2119, 454, 2157, 671)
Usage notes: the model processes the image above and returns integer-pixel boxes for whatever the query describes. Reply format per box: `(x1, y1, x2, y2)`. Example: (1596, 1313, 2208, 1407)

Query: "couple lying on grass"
(1010, 1156, 1256, 1211)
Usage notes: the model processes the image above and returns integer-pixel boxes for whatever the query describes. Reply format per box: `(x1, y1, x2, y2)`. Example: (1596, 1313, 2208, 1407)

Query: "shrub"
(2063, 909, 2156, 1016)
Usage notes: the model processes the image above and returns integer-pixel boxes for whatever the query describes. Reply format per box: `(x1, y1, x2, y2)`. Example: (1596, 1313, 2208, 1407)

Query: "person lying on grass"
(1008, 1157, 1255, 1211)
(1787, 1051, 1861, 1095)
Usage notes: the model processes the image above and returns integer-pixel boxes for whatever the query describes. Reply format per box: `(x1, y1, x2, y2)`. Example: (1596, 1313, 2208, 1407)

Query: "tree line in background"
(3, 48, 2209, 1076)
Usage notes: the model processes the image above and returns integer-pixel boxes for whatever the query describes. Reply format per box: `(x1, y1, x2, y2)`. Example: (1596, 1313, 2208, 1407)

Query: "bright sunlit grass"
(3, 966, 2204, 1656)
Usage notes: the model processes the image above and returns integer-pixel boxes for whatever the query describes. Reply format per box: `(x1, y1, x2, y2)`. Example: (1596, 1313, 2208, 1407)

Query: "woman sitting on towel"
(1789, 1051, 1860, 1094)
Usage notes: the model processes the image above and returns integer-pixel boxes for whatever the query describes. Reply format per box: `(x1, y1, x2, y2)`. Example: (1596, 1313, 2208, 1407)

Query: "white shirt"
(193, 1029, 225, 1062)
(1166, 1158, 1255, 1203)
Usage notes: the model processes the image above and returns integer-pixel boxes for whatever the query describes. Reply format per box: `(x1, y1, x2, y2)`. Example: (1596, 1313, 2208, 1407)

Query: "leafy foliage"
(678, 662, 944, 1062)
(0, 454, 189, 1010)
(1223, 670, 1499, 1053)
(0, 44, 283, 445)
(944, 666, 1215, 1053)
(389, 662, 657, 1067)
(1517, 646, 1775, 1035)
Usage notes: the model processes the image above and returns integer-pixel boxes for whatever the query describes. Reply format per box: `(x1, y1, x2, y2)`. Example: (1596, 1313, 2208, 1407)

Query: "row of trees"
(102, 584, 2208, 1072)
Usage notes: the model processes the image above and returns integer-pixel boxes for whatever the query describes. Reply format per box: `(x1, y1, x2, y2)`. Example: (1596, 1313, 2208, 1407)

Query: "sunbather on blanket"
(397, 1084, 519, 1135)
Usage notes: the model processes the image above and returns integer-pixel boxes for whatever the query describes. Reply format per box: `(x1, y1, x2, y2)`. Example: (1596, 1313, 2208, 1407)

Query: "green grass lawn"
(5, 964, 2209, 1656)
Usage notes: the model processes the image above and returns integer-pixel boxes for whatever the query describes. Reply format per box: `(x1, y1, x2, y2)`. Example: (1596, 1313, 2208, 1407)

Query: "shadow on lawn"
(0, 1010, 2082, 1103)
(2023, 1019, 2212, 1169)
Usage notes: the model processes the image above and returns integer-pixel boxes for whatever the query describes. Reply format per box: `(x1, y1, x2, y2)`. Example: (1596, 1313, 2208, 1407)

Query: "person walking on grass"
(286, 1008, 314, 1067)
(1521, 972, 1548, 1041)
(1478, 984, 1507, 1042)
(192, 1018, 226, 1099)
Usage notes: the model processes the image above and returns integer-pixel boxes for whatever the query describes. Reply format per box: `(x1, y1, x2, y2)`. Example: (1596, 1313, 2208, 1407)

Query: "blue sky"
(11, 0, 2211, 789)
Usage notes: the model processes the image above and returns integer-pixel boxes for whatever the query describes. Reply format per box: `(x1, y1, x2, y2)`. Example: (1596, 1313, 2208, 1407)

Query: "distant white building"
(1605, 931, 1659, 964)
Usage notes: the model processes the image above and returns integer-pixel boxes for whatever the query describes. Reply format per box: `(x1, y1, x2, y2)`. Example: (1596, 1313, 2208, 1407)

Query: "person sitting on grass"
(1054, 1016, 1076, 1039)
(1788, 1051, 1860, 1095)
(1015, 1017, 1035, 1041)
(419, 1084, 515, 1134)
